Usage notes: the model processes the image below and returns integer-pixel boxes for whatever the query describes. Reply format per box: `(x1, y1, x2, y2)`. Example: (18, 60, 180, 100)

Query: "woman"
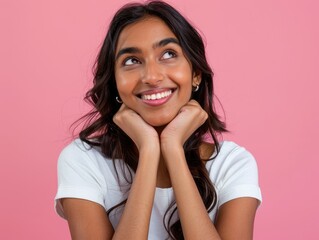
(55, 1, 262, 239)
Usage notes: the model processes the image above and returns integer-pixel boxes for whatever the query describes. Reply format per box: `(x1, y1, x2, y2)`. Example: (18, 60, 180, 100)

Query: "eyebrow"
(115, 37, 179, 60)
(153, 37, 179, 49)
(115, 47, 141, 61)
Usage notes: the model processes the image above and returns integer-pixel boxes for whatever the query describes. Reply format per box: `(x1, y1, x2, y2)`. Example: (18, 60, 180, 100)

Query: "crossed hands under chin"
(112, 99, 208, 153)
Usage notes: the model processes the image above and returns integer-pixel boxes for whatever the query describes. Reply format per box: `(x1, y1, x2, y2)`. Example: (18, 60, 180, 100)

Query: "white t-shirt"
(55, 139, 262, 239)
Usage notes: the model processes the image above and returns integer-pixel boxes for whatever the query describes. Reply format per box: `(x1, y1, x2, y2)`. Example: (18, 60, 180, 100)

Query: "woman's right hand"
(113, 104, 160, 152)
(112, 104, 160, 240)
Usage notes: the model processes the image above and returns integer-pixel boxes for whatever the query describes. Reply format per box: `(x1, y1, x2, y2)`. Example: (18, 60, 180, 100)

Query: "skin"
(61, 16, 259, 239)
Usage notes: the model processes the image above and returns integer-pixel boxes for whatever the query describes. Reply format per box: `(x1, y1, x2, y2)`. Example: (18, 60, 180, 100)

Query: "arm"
(215, 198, 259, 240)
(61, 191, 258, 240)
(61, 148, 158, 240)
(112, 146, 159, 239)
(162, 145, 221, 239)
(161, 100, 259, 239)
(62, 104, 160, 240)
(62, 198, 114, 240)
(112, 104, 161, 239)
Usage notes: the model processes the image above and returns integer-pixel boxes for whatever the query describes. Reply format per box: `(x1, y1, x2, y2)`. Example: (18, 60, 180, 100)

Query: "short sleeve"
(54, 141, 107, 219)
(212, 143, 262, 208)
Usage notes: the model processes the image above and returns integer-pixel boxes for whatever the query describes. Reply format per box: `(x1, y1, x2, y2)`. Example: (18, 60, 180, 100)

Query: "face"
(114, 16, 201, 127)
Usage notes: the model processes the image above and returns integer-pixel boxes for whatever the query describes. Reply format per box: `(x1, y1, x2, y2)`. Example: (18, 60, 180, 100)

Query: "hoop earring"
(193, 85, 199, 92)
(116, 96, 123, 103)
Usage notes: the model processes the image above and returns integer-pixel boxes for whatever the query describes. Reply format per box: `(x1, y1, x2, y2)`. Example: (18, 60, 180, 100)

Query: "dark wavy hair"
(77, 1, 227, 239)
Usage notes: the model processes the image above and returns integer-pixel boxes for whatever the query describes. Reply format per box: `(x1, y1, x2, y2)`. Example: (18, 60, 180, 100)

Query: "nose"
(141, 60, 164, 85)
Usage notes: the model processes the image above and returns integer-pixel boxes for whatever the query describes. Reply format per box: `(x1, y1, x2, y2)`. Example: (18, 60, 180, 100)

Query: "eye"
(161, 50, 176, 60)
(123, 57, 140, 66)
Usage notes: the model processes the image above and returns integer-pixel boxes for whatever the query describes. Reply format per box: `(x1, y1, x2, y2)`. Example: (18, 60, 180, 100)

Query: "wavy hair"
(78, 1, 227, 239)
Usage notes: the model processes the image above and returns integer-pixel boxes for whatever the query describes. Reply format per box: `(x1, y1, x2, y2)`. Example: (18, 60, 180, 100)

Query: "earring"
(116, 96, 123, 103)
(193, 85, 199, 92)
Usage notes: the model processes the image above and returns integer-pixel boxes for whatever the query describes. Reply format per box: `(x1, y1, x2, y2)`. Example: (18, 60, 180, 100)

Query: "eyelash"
(123, 57, 140, 66)
(162, 50, 177, 60)
(122, 50, 177, 66)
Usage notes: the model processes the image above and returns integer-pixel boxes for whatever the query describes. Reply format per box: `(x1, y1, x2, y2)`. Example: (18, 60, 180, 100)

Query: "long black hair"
(77, 1, 227, 239)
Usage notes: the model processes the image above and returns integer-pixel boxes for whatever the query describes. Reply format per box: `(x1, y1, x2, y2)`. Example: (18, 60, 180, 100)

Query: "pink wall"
(1, 0, 318, 239)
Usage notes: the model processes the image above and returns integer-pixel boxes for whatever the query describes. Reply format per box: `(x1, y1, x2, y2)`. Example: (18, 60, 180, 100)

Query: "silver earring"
(193, 85, 199, 92)
(116, 96, 122, 103)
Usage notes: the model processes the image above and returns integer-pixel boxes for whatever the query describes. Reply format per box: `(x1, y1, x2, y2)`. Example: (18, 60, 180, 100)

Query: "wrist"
(138, 144, 160, 162)
(161, 143, 185, 167)
(160, 139, 183, 153)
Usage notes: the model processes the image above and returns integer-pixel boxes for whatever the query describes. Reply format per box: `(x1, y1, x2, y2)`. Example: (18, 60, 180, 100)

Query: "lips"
(137, 88, 174, 106)
(141, 90, 172, 100)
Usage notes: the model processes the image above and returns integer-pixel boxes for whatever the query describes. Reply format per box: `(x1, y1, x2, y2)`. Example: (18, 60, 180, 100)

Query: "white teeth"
(142, 90, 172, 100)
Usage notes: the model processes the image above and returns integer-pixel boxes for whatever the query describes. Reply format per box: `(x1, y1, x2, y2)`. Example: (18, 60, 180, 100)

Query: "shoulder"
(207, 141, 257, 171)
(57, 138, 107, 179)
(206, 141, 262, 207)
(59, 139, 100, 159)
(58, 139, 105, 168)
(57, 139, 129, 187)
(55, 139, 110, 218)
(56, 139, 113, 189)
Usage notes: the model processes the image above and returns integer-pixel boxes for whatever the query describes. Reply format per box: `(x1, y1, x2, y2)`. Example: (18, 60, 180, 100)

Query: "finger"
(187, 99, 200, 106)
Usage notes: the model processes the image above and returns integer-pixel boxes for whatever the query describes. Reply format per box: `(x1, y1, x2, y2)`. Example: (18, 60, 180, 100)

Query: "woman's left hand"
(160, 100, 208, 148)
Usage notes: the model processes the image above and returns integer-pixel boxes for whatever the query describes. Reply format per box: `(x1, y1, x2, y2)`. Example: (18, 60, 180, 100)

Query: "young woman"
(55, 1, 262, 239)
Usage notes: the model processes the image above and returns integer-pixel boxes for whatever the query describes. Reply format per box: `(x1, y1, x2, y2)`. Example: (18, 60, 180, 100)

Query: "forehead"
(116, 16, 177, 51)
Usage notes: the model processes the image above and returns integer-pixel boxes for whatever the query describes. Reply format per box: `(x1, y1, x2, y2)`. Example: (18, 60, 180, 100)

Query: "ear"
(192, 72, 202, 87)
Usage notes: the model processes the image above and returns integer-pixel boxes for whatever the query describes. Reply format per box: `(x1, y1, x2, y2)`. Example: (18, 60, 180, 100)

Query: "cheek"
(115, 73, 135, 95)
(167, 62, 193, 84)
(172, 67, 190, 79)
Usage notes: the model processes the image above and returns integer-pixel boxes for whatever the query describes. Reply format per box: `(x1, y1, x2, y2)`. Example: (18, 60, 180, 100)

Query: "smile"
(138, 89, 174, 106)
(141, 90, 172, 100)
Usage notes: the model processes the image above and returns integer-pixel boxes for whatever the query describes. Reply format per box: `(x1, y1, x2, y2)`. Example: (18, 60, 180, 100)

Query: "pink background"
(1, 0, 318, 239)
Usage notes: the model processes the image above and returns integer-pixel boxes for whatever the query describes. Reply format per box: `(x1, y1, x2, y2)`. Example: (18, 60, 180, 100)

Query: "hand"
(113, 104, 160, 152)
(160, 100, 208, 148)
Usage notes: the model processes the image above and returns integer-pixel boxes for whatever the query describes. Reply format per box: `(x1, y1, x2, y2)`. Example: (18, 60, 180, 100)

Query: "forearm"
(112, 147, 159, 240)
(163, 146, 221, 240)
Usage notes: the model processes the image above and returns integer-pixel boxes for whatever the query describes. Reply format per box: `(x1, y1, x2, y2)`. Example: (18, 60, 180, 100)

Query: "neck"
(156, 154, 172, 188)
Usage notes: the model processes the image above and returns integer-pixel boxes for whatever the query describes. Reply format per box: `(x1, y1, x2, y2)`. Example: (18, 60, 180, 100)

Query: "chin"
(143, 115, 175, 127)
